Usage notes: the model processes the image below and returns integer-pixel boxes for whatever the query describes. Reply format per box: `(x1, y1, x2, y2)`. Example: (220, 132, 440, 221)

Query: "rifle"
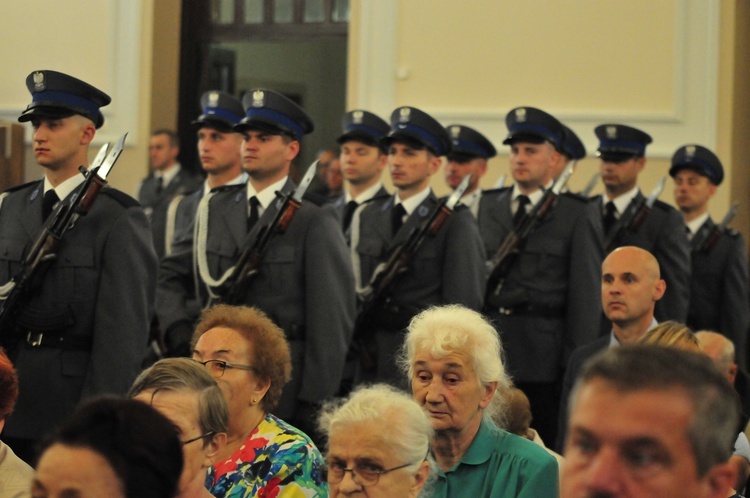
(580, 172, 600, 197)
(700, 202, 739, 254)
(0, 134, 127, 336)
(484, 160, 576, 307)
(353, 175, 471, 368)
(217, 160, 318, 305)
(604, 177, 666, 252)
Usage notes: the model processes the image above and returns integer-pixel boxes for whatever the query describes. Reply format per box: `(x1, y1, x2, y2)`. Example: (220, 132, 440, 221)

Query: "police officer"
(332, 110, 390, 239)
(138, 129, 202, 259)
(479, 106, 601, 445)
(550, 124, 586, 183)
(157, 89, 355, 436)
(443, 124, 497, 217)
(0, 70, 157, 460)
(670, 144, 749, 367)
(351, 106, 485, 387)
(591, 124, 690, 323)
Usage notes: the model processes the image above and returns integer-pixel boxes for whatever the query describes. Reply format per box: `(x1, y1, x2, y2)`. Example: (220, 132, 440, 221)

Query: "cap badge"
(352, 110, 364, 124)
(33, 72, 45, 91)
(515, 108, 527, 122)
(450, 126, 461, 138)
(685, 145, 696, 159)
(399, 107, 411, 123)
(606, 126, 618, 139)
(208, 92, 220, 107)
(252, 90, 265, 108)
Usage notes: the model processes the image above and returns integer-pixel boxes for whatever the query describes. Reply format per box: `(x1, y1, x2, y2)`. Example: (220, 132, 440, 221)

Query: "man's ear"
(702, 461, 737, 498)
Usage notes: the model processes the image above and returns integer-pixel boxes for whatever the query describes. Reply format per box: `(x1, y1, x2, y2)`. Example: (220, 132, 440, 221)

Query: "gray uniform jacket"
(332, 186, 390, 244)
(157, 179, 355, 415)
(590, 193, 690, 323)
(355, 192, 486, 323)
(688, 217, 749, 367)
(138, 169, 202, 259)
(479, 188, 602, 383)
(0, 180, 156, 439)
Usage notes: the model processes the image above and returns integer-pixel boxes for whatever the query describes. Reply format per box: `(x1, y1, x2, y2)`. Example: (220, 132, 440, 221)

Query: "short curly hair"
(192, 305, 292, 412)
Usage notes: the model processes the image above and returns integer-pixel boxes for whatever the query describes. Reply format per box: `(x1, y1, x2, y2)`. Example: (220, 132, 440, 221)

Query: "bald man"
(555, 246, 665, 450)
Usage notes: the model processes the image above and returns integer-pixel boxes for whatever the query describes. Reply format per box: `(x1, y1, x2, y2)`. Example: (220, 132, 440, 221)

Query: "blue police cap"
(560, 125, 586, 160)
(669, 144, 724, 185)
(193, 90, 245, 132)
(337, 110, 390, 149)
(595, 124, 652, 160)
(235, 89, 314, 140)
(445, 124, 497, 161)
(503, 107, 565, 149)
(18, 70, 111, 129)
(381, 106, 452, 157)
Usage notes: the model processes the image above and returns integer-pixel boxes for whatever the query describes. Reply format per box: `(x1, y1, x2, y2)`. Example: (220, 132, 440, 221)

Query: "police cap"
(381, 106, 452, 157)
(595, 124, 652, 161)
(560, 125, 586, 160)
(235, 89, 314, 140)
(18, 70, 111, 129)
(445, 124, 497, 162)
(669, 144, 724, 186)
(337, 110, 390, 150)
(503, 107, 565, 149)
(193, 90, 245, 133)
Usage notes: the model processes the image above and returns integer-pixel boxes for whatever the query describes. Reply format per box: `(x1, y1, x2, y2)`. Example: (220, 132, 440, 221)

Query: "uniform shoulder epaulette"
(482, 186, 511, 195)
(652, 199, 672, 211)
(301, 191, 327, 206)
(724, 227, 741, 238)
(588, 194, 601, 203)
(209, 183, 244, 194)
(101, 188, 140, 208)
(3, 180, 38, 194)
(561, 191, 588, 203)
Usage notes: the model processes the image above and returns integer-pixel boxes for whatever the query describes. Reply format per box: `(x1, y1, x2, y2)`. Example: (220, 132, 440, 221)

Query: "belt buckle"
(26, 332, 43, 347)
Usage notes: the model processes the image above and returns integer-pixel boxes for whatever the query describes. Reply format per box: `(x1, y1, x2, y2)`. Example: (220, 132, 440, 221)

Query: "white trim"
(354, 1, 720, 159)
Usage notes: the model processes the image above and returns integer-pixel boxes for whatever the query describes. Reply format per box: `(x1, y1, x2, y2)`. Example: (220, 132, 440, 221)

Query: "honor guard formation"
(0, 69, 748, 498)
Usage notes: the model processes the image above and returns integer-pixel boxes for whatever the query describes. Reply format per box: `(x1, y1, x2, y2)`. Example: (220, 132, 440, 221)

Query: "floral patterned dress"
(206, 413, 327, 497)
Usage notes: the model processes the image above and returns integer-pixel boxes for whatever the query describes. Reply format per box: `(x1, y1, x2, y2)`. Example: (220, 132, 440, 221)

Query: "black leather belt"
(492, 304, 565, 319)
(25, 332, 93, 351)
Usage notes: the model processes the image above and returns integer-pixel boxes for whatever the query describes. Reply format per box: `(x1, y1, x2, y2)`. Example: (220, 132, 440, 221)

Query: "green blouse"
(432, 418, 559, 498)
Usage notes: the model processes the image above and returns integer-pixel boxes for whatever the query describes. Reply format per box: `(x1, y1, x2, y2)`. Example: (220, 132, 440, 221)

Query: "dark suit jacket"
(590, 193, 690, 323)
(138, 168, 202, 259)
(479, 189, 602, 383)
(0, 180, 157, 439)
(157, 179, 355, 416)
(687, 218, 749, 368)
(556, 335, 611, 452)
(354, 191, 486, 323)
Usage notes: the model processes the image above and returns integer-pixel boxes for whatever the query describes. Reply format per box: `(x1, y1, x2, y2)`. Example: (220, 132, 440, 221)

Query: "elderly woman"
(319, 384, 432, 497)
(32, 397, 183, 498)
(129, 358, 228, 498)
(401, 305, 558, 497)
(191, 304, 326, 496)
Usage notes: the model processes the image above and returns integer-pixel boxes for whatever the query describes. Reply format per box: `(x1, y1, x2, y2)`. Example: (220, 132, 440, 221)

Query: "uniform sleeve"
(441, 208, 486, 310)
(654, 207, 691, 322)
(82, 205, 157, 396)
(564, 203, 602, 360)
(721, 234, 750, 369)
(300, 205, 356, 402)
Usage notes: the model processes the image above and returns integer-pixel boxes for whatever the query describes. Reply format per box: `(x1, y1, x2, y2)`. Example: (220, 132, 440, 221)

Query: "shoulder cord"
(349, 202, 370, 295)
(0, 193, 16, 299)
(193, 191, 237, 304)
(163, 194, 185, 257)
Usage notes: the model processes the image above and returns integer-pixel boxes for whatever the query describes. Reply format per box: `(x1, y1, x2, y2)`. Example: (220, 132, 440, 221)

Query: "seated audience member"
(637, 320, 702, 352)
(401, 305, 559, 497)
(129, 358, 228, 498)
(0, 349, 33, 497)
(319, 384, 432, 497)
(32, 397, 183, 498)
(561, 346, 739, 498)
(191, 305, 326, 496)
(502, 387, 565, 479)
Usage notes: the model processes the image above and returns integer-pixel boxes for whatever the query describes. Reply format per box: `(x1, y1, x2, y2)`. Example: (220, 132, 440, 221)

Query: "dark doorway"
(179, 0, 349, 179)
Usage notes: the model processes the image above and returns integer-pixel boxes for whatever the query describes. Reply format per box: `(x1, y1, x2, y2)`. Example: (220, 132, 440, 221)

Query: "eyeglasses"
(192, 359, 256, 378)
(181, 431, 216, 446)
(326, 461, 414, 487)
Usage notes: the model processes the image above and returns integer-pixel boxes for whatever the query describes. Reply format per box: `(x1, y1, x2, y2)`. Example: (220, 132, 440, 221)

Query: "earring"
(252, 398, 257, 404)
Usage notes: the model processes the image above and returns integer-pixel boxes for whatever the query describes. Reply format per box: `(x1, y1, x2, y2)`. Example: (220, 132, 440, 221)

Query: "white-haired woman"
(319, 384, 432, 497)
(401, 305, 558, 497)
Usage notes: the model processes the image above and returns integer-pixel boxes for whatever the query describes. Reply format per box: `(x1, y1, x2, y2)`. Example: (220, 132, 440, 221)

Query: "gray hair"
(399, 305, 512, 419)
(696, 330, 735, 377)
(319, 384, 432, 472)
(129, 358, 228, 445)
(570, 345, 739, 477)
